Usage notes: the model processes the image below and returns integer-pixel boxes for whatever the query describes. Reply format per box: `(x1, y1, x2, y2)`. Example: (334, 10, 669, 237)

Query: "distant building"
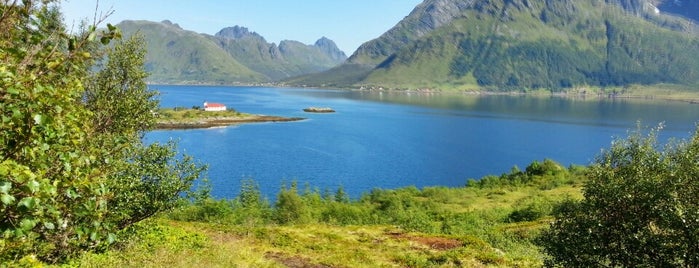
(203, 101, 226, 111)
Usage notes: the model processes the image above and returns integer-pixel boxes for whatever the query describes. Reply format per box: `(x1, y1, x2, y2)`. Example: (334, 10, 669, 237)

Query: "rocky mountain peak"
(314, 37, 347, 61)
(215, 26, 263, 40)
(160, 20, 182, 30)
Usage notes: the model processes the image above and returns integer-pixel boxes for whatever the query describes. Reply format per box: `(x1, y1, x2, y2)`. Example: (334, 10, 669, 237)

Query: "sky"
(60, 0, 423, 54)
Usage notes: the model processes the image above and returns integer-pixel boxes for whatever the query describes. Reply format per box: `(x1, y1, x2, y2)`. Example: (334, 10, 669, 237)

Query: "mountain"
(118, 20, 264, 84)
(290, 0, 699, 91)
(211, 26, 347, 81)
(117, 21, 346, 84)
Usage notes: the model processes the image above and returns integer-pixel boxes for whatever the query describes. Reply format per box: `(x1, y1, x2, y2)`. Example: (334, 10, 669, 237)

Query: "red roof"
(205, 102, 225, 107)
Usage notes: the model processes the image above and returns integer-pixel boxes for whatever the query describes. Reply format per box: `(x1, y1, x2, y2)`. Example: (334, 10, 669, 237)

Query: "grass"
(75, 219, 545, 267)
(68, 160, 585, 267)
(157, 108, 246, 122)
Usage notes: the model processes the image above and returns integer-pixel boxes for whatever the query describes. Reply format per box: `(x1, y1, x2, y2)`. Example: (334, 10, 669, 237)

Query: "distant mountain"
(211, 26, 347, 81)
(290, 0, 699, 91)
(118, 20, 263, 84)
(117, 21, 346, 84)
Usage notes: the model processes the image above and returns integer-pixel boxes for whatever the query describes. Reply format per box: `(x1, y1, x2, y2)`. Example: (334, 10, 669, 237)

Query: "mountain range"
(117, 20, 347, 84)
(290, 0, 699, 91)
(120, 0, 699, 91)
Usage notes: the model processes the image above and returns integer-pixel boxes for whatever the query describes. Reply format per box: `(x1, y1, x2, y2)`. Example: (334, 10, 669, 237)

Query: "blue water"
(146, 85, 699, 199)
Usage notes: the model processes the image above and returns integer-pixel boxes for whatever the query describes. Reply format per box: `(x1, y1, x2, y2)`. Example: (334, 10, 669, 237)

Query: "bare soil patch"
(386, 231, 463, 250)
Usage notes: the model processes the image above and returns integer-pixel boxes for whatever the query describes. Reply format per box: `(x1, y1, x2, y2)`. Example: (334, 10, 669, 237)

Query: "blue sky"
(60, 0, 423, 54)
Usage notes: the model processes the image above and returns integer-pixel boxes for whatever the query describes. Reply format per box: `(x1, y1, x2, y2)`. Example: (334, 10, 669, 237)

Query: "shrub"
(274, 182, 312, 224)
(539, 126, 699, 267)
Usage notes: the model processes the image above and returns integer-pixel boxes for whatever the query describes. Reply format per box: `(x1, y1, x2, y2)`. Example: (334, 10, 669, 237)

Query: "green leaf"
(66, 188, 77, 199)
(68, 38, 76, 51)
(43, 222, 55, 230)
(107, 233, 116, 244)
(33, 114, 45, 125)
(19, 219, 36, 231)
(17, 197, 36, 209)
(0, 181, 10, 194)
(1, 194, 15, 205)
(100, 36, 110, 45)
(27, 180, 40, 193)
(107, 23, 116, 31)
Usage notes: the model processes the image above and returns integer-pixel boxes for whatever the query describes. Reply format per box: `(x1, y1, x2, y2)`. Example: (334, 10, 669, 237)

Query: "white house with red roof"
(203, 101, 226, 111)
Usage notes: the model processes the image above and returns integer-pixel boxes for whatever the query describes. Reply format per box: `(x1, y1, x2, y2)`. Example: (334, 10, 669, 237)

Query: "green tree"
(0, 1, 204, 262)
(274, 182, 311, 224)
(539, 126, 699, 267)
(234, 179, 271, 225)
(84, 33, 156, 136)
(84, 33, 205, 230)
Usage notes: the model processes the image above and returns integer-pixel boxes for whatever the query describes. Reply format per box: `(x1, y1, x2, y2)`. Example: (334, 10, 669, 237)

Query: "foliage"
(81, 159, 585, 267)
(539, 127, 699, 267)
(469, 159, 581, 189)
(155, 160, 584, 267)
(84, 33, 156, 136)
(0, 1, 204, 262)
(168, 179, 272, 226)
(1, 1, 116, 262)
(274, 182, 312, 224)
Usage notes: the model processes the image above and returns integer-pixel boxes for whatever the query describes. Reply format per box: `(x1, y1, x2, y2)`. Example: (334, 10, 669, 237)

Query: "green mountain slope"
(118, 20, 265, 84)
(291, 0, 699, 91)
(118, 21, 346, 84)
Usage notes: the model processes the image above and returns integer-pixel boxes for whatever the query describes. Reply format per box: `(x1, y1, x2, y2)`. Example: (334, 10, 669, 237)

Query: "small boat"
(303, 107, 335, 113)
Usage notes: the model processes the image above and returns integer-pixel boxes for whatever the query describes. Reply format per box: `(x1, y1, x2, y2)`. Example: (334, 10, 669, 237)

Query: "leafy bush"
(507, 195, 555, 223)
(539, 126, 699, 267)
(468, 159, 580, 189)
(274, 182, 312, 224)
(0, 2, 204, 262)
(319, 202, 371, 225)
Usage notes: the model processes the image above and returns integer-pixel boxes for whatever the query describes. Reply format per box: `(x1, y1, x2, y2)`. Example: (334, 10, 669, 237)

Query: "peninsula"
(156, 108, 304, 130)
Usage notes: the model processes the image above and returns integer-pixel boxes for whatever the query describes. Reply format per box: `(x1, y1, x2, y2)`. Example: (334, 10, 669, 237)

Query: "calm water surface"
(146, 85, 699, 199)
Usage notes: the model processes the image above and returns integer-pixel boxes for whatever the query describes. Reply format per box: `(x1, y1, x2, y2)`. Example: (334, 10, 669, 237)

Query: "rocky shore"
(156, 115, 305, 130)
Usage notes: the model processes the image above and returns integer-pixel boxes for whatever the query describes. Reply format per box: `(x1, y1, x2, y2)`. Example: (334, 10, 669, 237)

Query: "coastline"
(148, 82, 699, 104)
(156, 114, 305, 130)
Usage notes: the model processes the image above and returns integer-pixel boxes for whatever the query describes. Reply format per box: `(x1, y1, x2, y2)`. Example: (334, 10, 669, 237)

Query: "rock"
(303, 107, 335, 113)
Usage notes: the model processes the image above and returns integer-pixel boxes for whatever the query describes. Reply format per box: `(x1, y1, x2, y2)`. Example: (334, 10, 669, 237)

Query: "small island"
(303, 107, 335, 113)
(156, 107, 304, 130)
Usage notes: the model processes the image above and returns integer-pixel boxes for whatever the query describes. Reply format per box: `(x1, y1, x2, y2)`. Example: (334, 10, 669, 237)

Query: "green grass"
(157, 108, 245, 122)
(66, 160, 586, 267)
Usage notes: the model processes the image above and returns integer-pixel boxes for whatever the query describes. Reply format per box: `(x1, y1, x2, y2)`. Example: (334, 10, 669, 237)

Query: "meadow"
(73, 160, 585, 267)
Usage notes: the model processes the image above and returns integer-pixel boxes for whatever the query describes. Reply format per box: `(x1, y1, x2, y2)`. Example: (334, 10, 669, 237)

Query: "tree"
(274, 182, 311, 224)
(84, 33, 156, 136)
(538, 126, 699, 267)
(84, 33, 205, 230)
(0, 1, 204, 262)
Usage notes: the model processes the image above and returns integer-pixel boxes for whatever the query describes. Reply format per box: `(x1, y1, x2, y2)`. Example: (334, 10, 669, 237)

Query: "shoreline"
(156, 115, 305, 130)
(148, 83, 699, 104)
